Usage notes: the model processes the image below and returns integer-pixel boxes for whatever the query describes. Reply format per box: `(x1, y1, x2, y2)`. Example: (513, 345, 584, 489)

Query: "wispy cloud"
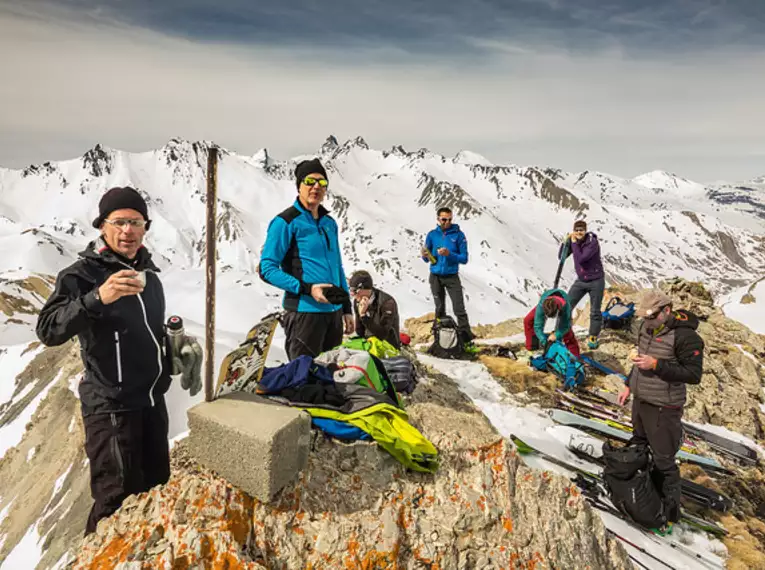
(0, 1, 764, 181)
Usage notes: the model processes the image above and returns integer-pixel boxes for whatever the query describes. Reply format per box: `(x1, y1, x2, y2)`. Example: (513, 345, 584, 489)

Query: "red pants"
(523, 308, 580, 357)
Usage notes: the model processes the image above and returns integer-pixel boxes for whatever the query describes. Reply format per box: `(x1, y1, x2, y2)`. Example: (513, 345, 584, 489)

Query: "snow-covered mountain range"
(0, 136, 763, 568)
(1, 135, 763, 333)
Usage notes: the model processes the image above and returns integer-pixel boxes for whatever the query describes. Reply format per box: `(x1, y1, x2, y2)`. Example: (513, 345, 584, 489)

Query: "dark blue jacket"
(259, 199, 351, 313)
(259, 355, 334, 394)
(422, 224, 469, 276)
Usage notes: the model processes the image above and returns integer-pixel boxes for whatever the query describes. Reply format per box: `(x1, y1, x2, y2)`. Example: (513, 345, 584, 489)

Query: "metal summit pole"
(204, 146, 218, 402)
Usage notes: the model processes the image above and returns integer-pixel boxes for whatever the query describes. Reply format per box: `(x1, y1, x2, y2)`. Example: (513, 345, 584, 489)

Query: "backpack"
(341, 337, 400, 359)
(314, 348, 403, 408)
(427, 316, 464, 359)
(529, 341, 585, 390)
(602, 442, 667, 529)
(381, 356, 418, 394)
(602, 297, 636, 330)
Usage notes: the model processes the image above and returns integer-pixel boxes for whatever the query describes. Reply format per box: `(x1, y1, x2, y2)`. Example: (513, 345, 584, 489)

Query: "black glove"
(322, 285, 350, 305)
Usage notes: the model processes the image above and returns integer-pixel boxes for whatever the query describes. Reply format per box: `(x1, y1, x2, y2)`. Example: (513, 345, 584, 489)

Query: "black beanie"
(294, 158, 328, 188)
(349, 270, 374, 291)
(92, 186, 150, 228)
(573, 220, 587, 231)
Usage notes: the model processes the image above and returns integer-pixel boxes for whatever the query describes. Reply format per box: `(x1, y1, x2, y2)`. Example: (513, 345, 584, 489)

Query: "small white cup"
(135, 271, 146, 287)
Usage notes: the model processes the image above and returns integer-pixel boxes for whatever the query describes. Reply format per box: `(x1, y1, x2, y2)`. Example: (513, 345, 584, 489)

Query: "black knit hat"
(349, 270, 374, 291)
(294, 158, 328, 188)
(92, 186, 150, 229)
(573, 220, 587, 231)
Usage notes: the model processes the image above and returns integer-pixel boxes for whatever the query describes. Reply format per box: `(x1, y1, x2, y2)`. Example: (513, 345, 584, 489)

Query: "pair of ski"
(564, 431, 732, 513)
(511, 434, 727, 570)
(575, 479, 725, 570)
(548, 409, 730, 474)
(578, 357, 760, 465)
(555, 392, 702, 454)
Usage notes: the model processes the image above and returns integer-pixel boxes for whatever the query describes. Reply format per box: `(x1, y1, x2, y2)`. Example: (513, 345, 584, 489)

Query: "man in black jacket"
(348, 270, 401, 349)
(618, 289, 704, 532)
(36, 186, 174, 535)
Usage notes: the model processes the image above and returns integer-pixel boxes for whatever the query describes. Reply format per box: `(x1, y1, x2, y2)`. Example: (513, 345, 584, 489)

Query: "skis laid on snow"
(549, 410, 730, 473)
(578, 357, 760, 464)
(681, 423, 759, 465)
(511, 434, 728, 540)
(566, 431, 732, 513)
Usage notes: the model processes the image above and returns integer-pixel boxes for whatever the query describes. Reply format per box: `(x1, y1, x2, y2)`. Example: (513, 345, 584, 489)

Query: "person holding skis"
(559, 220, 605, 349)
(523, 288, 579, 356)
(259, 158, 354, 359)
(36, 186, 198, 535)
(348, 270, 401, 349)
(618, 289, 704, 533)
(421, 207, 475, 350)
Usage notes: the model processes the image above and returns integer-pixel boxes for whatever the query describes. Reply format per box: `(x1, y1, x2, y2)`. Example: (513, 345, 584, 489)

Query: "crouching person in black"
(36, 187, 190, 535)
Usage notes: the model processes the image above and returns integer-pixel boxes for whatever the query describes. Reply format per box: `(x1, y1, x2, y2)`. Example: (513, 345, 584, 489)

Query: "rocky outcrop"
(73, 370, 629, 569)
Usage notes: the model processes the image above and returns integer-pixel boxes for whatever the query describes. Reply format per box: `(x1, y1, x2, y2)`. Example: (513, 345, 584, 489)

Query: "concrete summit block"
(187, 392, 311, 501)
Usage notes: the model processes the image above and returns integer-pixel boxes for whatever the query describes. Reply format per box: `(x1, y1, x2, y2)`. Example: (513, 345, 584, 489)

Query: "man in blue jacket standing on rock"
(559, 220, 605, 349)
(421, 207, 474, 348)
(259, 158, 354, 359)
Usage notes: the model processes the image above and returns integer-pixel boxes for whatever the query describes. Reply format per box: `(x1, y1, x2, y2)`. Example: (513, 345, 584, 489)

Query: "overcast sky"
(1, 0, 764, 182)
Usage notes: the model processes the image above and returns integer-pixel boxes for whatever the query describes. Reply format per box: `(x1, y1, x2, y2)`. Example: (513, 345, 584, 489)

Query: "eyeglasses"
(439, 217, 452, 222)
(104, 219, 147, 229)
(301, 176, 328, 188)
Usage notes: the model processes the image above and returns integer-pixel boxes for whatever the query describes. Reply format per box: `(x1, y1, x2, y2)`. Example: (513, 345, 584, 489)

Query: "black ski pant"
(83, 397, 170, 535)
(631, 398, 683, 523)
(567, 277, 605, 337)
(282, 309, 343, 360)
(429, 273, 473, 342)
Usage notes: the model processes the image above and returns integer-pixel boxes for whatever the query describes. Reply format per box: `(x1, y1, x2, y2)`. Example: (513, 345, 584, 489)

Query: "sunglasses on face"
(439, 217, 452, 222)
(301, 176, 328, 188)
(105, 219, 147, 229)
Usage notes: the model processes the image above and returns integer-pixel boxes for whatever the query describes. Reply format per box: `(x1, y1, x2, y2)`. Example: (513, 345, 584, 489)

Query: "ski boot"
(587, 336, 600, 349)
(650, 521, 674, 537)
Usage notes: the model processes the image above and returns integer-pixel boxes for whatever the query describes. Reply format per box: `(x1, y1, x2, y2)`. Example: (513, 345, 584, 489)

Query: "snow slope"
(721, 278, 765, 335)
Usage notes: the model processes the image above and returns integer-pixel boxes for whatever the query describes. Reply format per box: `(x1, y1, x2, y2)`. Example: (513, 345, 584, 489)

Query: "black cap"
(92, 186, 149, 228)
(295, 158, 328, 188)
(573, 220, 587, 231)
(349, 270, 374, 291)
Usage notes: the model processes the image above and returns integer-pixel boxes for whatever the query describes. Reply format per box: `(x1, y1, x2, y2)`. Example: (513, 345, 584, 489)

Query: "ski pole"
(607, 530, 677, 570)
(553, 239, 568, 289)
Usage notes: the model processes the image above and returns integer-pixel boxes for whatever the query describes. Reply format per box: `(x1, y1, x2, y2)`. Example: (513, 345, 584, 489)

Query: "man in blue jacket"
(421, 207, 474, 346)
(259, 158, 354, 359)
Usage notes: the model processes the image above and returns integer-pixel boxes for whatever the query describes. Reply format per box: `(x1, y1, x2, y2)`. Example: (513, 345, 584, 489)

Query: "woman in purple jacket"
(559, 220, 605, 349)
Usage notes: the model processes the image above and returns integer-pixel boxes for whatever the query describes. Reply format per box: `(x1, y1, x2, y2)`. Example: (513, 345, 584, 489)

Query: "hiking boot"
(587, 336, 600, 349)
(650, 521, 674, 537)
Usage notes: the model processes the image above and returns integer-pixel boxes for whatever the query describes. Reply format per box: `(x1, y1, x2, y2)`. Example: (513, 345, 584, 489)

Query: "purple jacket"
(559, 232, 604, 282)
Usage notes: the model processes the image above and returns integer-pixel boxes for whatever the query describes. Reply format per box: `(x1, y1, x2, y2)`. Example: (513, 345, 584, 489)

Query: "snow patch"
(0, 369, 62, 459)
(0, 522, 42, 570)
(26, 446, 36, 462)
(0, 343, 43, 407)
(720, 280, 765, 334)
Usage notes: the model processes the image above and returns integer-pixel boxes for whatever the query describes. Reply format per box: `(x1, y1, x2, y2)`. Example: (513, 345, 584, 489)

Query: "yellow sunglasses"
(302, 176, 328, 188)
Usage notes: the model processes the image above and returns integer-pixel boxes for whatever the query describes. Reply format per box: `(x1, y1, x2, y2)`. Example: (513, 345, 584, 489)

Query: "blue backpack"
(602, 297, 636, 330)
(530, 341, 586, 390)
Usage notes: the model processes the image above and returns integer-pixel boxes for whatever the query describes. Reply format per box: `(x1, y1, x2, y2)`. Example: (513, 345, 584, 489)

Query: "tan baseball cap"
(635, 289, 672, 318)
